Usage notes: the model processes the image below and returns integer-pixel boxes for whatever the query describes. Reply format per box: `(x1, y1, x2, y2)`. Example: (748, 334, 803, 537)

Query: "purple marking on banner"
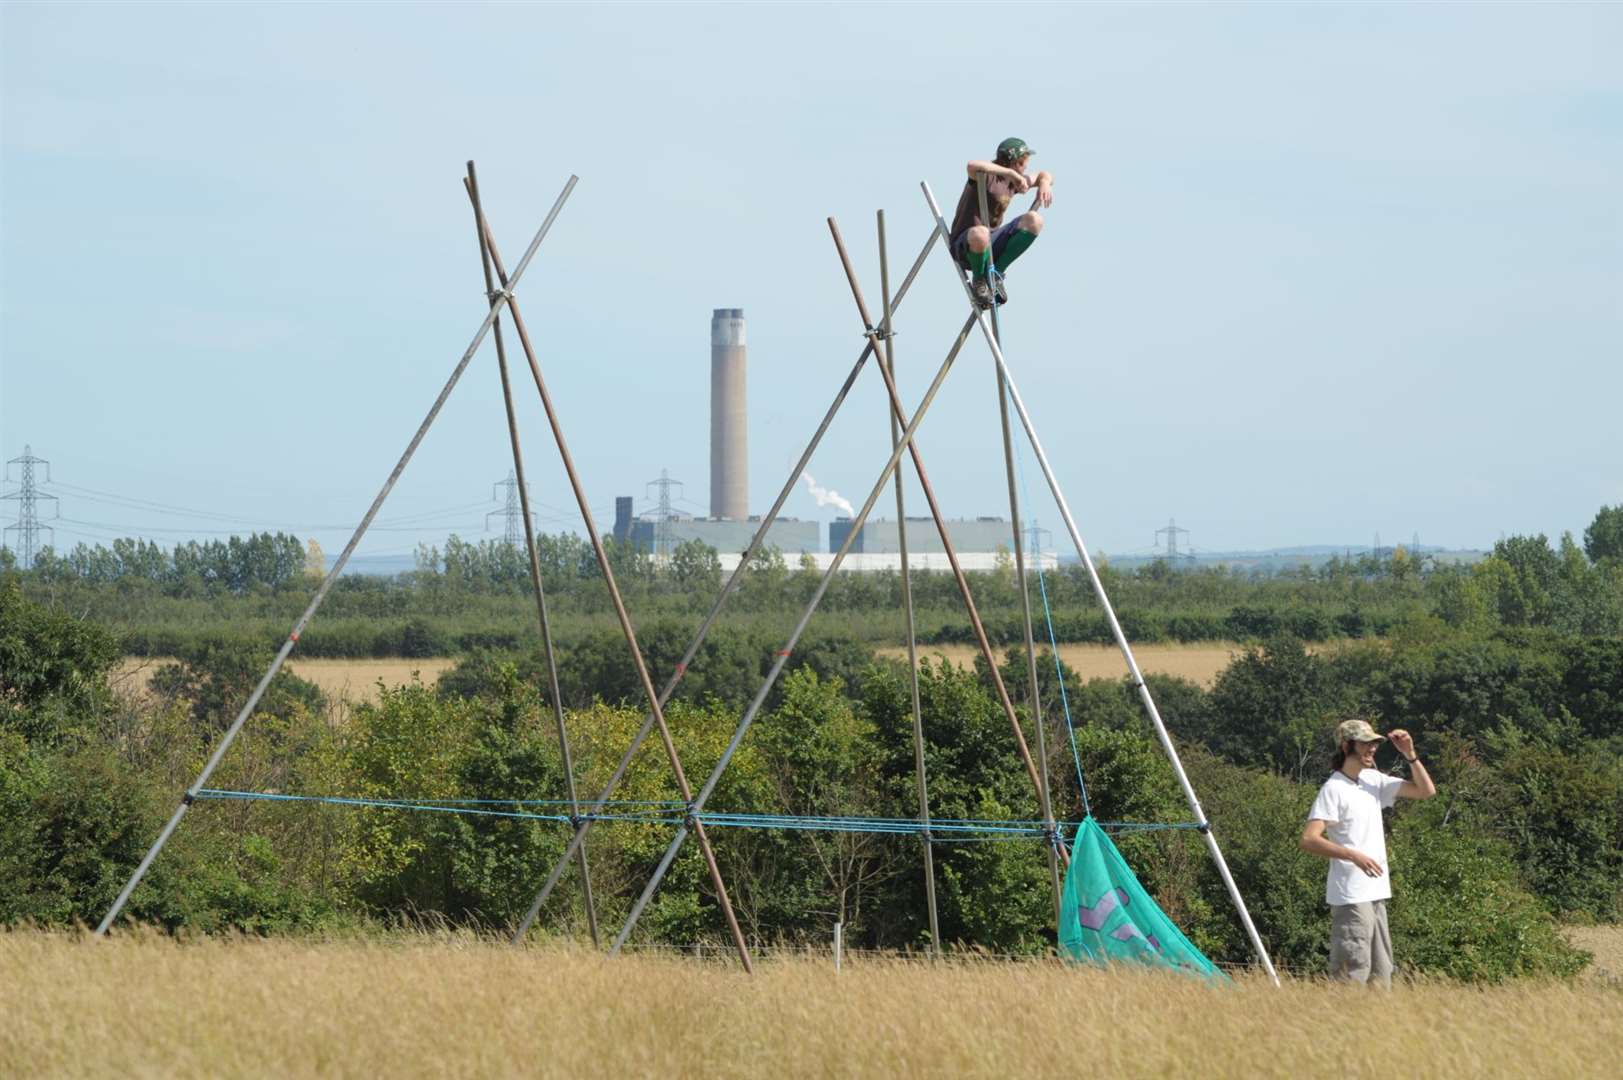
(1076, 887, 1129, 931)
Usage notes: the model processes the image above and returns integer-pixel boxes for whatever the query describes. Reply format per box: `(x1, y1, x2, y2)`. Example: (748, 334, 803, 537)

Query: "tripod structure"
(97, 165, 1278, 986)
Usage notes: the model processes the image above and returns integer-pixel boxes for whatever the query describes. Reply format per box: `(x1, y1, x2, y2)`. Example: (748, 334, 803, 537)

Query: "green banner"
(1058, 817, 1221, 979)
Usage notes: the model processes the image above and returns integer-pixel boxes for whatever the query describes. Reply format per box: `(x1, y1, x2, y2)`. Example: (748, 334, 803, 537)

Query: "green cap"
(1336, 718, 1385, 744)
(996, 137, 1034, 163)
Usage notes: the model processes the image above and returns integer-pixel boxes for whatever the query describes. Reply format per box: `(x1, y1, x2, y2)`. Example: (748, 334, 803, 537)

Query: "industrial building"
(614, 499, 820, 558)
(829, 515, 1021, 556)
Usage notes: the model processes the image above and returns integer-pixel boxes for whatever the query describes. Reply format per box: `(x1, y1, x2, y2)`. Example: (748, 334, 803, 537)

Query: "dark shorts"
(951, 219, 1026, 272)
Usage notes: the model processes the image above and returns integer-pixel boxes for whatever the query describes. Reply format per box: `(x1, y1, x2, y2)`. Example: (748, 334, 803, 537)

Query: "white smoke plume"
(802, 471, 856, 517)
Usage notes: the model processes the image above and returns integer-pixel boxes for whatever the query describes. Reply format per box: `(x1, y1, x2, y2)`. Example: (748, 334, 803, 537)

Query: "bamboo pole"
(876, 210, 941, 956)
(94, 172, 578, 937)
(828, 219, 1068, 901)
(976, 174, 1064, 924)
(470, 189, 752, 972)
(464, 166, 599, 947)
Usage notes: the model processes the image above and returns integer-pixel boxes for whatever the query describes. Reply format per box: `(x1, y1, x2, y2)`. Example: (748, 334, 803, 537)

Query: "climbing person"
(949, 137, 1053, 309)
(1299, 718, 1436, 986)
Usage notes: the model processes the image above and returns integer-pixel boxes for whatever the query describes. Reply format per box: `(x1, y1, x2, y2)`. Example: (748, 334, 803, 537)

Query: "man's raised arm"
(1388, 729, 1436, 800)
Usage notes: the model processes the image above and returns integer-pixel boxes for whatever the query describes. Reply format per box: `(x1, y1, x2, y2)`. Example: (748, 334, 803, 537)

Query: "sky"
(2, 1, 1619, 565)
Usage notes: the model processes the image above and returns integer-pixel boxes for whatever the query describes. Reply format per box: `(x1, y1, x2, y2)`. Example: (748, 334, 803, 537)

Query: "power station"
(611, 307, 1028, 569)
(615, 309, 817, 559)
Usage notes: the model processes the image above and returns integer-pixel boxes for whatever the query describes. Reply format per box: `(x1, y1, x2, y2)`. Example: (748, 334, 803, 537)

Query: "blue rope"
(196, 789, 582, 823)
(195, 789, 1203, 839)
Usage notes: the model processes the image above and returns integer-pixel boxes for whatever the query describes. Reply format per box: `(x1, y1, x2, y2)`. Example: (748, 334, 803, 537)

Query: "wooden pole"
(464, 166, 600, 947)
(876, 210, 941, 956)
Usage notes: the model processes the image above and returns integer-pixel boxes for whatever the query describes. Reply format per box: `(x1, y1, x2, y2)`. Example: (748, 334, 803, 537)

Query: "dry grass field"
(3, 931, 1618, 1079)
(115, 643, 1253, 704)
(1566, 924, 1623, 984)
(116, 657, 456, 705)
(877, 641, 1256, 687)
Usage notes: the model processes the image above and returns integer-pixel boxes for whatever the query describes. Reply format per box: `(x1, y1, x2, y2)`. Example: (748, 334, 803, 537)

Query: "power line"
(645, 469, 683, 558)
(48, 481, 499, 530)
(487, 470, 528, 548)
(3, 446, 59, 569)
(1154, 517, 1192, 561)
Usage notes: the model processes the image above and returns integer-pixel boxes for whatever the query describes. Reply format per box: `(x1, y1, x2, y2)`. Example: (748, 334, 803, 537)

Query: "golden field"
(113, 642, 1292, 705)
(877, 641, 1254, 688)
(3, 931, 1618, 1079)
(115, 657, 456, 705)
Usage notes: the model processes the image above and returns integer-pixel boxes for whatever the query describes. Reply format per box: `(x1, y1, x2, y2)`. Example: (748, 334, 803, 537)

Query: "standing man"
(949, 137, 1053, 308)
(1299, 718, 1436, 986)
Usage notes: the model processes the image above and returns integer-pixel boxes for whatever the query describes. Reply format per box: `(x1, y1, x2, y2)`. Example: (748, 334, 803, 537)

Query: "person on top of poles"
(950, 137, 1053, 309)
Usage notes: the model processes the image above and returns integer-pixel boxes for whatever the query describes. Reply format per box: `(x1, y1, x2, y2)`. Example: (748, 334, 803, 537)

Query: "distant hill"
(1089, 545, 1487, 573)
(326, 553, 419, 577)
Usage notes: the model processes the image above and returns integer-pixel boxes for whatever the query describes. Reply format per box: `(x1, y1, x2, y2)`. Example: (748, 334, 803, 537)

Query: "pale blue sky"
(3, 1, 1619, 562)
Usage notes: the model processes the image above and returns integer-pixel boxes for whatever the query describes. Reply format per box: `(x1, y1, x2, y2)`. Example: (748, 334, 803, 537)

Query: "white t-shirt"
(1306, 769, 1405, 906)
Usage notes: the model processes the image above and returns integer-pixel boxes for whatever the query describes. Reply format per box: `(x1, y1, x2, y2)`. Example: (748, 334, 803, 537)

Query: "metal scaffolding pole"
(976, 174, 1064, 925)
(94, 172, 578, 937)
(876, 210, 941, 956)
(470, 192, 752, 972)
(921, 180, 1282, 986)
(608, 310, 980, 954)
(464, 166, 599, 948)
(827, 219, 1068, 912)
(508, 226, 942, 944)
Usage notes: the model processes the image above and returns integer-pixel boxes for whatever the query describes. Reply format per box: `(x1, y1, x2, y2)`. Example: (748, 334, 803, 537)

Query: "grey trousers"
(1329, 900, 1392, 986)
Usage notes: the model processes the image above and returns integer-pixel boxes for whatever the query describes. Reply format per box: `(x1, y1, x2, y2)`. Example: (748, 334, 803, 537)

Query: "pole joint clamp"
(182, 792, 196, 806)
(1197, 821, 1211, 835)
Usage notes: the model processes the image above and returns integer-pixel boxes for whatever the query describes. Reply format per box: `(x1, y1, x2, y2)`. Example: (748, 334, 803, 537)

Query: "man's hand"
(1389, 728, 1437, 799)
(1302, 819, 1384, 876)
(1033, 177, 1053, 209)
(1002, 168, 1031, 193)
(1348, 850, 1384, 877)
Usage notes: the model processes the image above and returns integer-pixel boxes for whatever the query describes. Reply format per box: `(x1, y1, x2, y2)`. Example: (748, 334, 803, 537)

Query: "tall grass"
(3, 930, 1617, 1078)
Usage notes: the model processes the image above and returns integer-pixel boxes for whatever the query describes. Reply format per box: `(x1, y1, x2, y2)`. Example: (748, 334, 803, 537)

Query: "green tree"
(1583, 504, 1623, 564)
(1491, 745, 1622, 919)
(0, 580, 121, 744)
(149, 639, 325, 735)
(669, 539, 722, 597)
(1201, 638, 1345, 782)
(1484, 534, 1562, 627)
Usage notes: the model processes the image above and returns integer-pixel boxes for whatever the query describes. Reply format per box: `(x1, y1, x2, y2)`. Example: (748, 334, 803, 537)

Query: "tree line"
(6, 504, 1621, 658)
(2, 556, 1617, 980)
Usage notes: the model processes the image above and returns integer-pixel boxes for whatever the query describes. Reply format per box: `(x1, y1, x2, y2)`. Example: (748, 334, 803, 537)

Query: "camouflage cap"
(996, 137, 1034, 163)
(1336, 718, 1385, 744)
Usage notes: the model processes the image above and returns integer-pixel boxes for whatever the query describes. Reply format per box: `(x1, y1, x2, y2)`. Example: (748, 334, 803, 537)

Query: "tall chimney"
(710, 308, 747, 520)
